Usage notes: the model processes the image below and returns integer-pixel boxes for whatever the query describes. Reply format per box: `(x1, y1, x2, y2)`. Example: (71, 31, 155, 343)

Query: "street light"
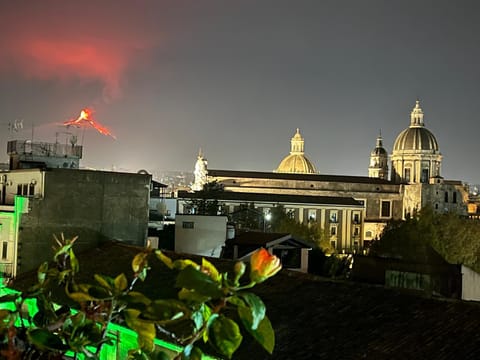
(264, 212, 272, 232)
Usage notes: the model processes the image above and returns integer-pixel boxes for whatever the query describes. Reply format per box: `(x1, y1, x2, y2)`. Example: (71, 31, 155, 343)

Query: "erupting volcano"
(64, 108, 116, 139)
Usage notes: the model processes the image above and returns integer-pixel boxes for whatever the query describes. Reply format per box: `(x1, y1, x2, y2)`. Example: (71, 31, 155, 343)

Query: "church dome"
(393, 100, 439, 152)
(277, 154, 317, 174)
(276, 128, 317, 174)
(393, 127, 439, 151)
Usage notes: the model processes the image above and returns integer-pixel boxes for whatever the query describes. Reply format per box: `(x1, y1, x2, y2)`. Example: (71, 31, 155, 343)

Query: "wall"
(16, 169, 150, 274)
(175, 215, 228, 257)
(0, 169, 44, 205)
(209, 173, 403, 228)
(462, 265, 480, 301)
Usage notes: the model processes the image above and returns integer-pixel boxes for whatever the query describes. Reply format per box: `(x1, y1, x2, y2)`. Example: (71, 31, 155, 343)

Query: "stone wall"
(17, 169, 150, 273)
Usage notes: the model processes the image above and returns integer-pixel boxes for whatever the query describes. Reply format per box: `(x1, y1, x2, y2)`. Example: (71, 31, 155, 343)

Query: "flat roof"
(177, 190, 363, 207)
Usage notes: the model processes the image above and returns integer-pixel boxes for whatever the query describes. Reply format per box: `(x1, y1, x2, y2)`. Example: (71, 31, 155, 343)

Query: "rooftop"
(12, 242, 480, 360)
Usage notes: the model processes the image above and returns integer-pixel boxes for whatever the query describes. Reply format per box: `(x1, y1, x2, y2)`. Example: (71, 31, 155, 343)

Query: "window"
(286, 209, 295, 219)
(453, 192, 457, 204)
(17, 184, 22, 195)
(329, 210, 338, 223)
(1, 242, 7, 260)
(353, 226, 360, 236)
(22, 184, 28, 195)
(182, 221, 194, 229)
(330, 240, 337, 250)
(352, 212, 360, 224)
(444, 191, 449, 203)
(421, 169, 429, 183)
(404, 168, 411, 182)
(380, 201, 391, 218)
(330, 225, 337, 236)
(365, 231, 373, 238)
(308, 209, 316, 221)
(29, 184, 35, 196)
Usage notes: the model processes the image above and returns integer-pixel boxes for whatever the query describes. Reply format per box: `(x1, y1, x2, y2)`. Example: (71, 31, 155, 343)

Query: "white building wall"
(462, 265, 480, 302)
(175, 215, 228, 257)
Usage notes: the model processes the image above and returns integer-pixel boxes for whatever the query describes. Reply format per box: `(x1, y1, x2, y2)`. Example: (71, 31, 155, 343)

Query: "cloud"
(0, 1, 160, 101)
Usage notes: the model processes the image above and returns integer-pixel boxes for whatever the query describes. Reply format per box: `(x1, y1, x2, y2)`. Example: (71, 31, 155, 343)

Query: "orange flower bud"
(250, 248, 282, 283)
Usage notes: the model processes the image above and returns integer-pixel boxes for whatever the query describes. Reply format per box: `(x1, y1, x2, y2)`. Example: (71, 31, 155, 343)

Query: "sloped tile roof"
(13, 242, 480, 360)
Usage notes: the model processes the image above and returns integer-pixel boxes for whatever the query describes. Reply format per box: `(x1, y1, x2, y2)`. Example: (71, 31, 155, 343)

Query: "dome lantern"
(276, 129, 317, 174)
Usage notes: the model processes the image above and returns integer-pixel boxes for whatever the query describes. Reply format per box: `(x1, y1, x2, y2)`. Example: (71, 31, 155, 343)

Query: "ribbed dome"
(393, 100, 439, 152)
(276, 128, 317, 174)
(393, 127, 439, 151)
(277, 154, 317, 174)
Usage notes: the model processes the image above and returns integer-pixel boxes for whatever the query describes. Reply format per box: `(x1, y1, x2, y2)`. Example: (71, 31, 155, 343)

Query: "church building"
(189, 101, 468, 250)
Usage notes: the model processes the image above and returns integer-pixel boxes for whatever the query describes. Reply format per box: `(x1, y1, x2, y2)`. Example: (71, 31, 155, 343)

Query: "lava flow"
(63, 108, 116, 139)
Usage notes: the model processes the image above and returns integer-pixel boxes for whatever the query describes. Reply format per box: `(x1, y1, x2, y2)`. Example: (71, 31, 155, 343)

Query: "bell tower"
(368, 131, 389, 180)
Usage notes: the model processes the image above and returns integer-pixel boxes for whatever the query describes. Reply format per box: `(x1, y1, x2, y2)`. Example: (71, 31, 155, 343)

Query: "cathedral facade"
(192, 101, 468, 249)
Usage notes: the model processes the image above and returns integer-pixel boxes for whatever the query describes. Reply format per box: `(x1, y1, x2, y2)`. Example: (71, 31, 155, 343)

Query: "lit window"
(308, 209, 316, 221)
(330, 211, 338, 223)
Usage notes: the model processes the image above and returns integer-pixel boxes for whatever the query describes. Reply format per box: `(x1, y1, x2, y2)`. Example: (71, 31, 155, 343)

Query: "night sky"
(1, 1, 480, 184)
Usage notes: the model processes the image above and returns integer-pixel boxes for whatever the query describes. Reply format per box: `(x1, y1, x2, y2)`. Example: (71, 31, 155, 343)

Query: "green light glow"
(0, 198, 218, 359)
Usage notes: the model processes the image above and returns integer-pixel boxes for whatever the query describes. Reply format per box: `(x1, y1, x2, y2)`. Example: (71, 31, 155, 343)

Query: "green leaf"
(0, 293, 21, 303)
(114, 273, 128, 292)
(176, 265, 223, 299)
(132, 252, 149, 273)
(239, 292, 266, 330)
(191, 309, 204, 332)
(28, 328, 68, 351)
(202, 258, 221, 282)
(182, 345, 204, 360)
(140, 299, 189, 324)
(69, 248, 79, 274)
(155, 250, 174, 269)
(124, 309, 156, 353)
(203, 308, 218, 343)
(121, 291, 151, 310)
(88, 285, 112, 299)
(37, 262, 49, 284)
(238, 307, 275, 354)
(66, 284, 96, 302)
(178, 288, 210, 304)
(209, 315, 243, 359)
(172, 259, 199, 270)
(94, 274, 114, 290)
(226, 295, 245, 307)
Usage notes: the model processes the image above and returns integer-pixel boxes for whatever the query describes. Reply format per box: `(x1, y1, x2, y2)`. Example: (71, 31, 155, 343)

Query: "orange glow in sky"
(64, 108, 116, 139)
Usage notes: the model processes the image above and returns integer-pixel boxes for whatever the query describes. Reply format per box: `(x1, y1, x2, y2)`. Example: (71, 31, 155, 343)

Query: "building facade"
(192, 101, 469, 244)
(0, 167, 151, 277)
(177, 190, 366, 253)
